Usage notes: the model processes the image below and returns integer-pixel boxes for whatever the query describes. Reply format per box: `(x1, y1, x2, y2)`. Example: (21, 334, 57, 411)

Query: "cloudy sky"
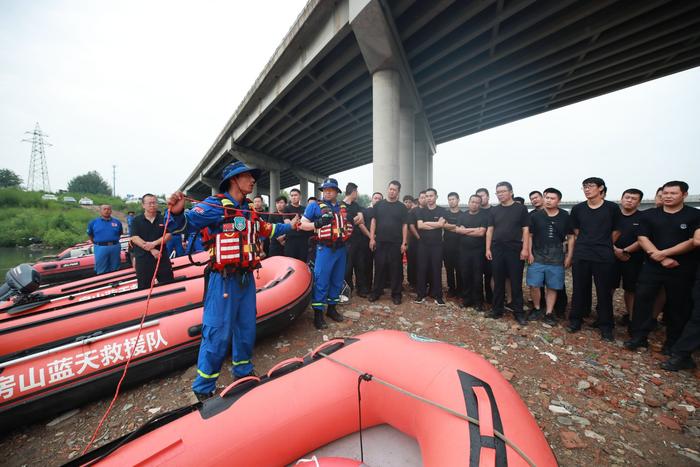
(1, 1, 698, 203)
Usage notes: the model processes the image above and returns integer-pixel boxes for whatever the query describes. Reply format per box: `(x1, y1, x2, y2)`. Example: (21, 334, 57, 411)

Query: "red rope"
(182, 195, 301, 217)
(82, 211, 172, 455)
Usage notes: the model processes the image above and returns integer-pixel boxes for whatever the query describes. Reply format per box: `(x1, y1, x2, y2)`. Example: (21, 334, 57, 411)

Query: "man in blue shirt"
(87, 204, 123, 274)
(300, 178, 352, 329)
(167, 162, 297, 401)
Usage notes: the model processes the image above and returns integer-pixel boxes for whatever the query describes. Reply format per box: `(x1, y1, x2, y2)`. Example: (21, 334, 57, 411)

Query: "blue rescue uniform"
(168, 193, 291, 394)
(87, 217, 123, 274)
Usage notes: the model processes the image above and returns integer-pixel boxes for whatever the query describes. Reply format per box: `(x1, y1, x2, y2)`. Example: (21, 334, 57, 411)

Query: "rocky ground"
(2, 281, 699, 466)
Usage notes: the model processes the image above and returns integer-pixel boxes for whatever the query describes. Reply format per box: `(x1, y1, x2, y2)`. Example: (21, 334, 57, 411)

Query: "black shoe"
(326, 305, 344, 322)
(233, 371, 257, 381)
(446, 289, 457, 298)
(474, 304, 485, 312)
(314, 310, 328, 329)
(194, 391, 215, 402)
(618, 313, 630, 326)
(661, 345, 673, 356)
(460, 302, 469, 309)
(623, 337, 649, 350)
(601, 329, 614, 342)
(504, 302, 514, 312)
(392, 296, 402, 305)
(485, 311, 503, 319)
(661, 355, 697, 372)
(515, 314, 528, 326)
(528, 309, 544, 321)
(368, 294, 379, 302)
(543, 314, 558, 326)
(413, 296, 426, 304)
(356, 291, 368, 298)
(434, 298, 446, 306)
(566, 322, 582, 333)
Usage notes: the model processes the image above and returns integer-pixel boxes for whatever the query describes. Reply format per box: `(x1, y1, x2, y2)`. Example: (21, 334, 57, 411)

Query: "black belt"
(95, 241, 117, 246)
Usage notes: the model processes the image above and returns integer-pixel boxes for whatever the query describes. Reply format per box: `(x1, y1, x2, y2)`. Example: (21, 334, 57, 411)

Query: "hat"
(219, 162, 262, 192)
(319, 178, 341, 193)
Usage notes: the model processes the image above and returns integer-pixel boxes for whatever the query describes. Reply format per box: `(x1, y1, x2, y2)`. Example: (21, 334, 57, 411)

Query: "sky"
(1, 1, 698, 203)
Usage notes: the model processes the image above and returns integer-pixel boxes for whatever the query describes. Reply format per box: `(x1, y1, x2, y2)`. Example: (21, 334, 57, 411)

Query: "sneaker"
(623, 337, 649, 350)
(434, 298, 446, 306)
(661, 355, 697, 372)
(543, 314, 558, 326)
(515, 314, 528, 326)
(194, 391, 215, 402)
(392, 296, 402, 305)
(601, 329, 614, 342)
(368, 294, 380, 302)
(413, 296, 426, 304)
(528, 309, 544, 322)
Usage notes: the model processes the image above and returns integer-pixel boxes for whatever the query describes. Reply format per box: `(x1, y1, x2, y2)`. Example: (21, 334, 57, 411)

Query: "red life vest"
(201, 196, 275, 272)
(316, 201, 352, 245)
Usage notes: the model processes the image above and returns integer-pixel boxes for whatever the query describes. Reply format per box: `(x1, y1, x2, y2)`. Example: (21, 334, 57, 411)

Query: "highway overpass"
(180, 0, 700, 200)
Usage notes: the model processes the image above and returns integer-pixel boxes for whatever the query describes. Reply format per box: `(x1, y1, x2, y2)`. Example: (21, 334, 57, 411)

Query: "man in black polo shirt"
(456, 194, 489, 310)
(130, 193, 174, 290)
(268, 196, 288, 257)
(613, 188, 644, 325)
(344, 182, 371, 297)
(369, 180, 408, 304)
(625, 181, 700, 352)
(567, 177, 621, 341)
(485, 182, 530, 325)
(284, 188, 311, 263)
(477, 188, 494, 306)
(415, 188, 447, 305)
(443, 192, 463, 298)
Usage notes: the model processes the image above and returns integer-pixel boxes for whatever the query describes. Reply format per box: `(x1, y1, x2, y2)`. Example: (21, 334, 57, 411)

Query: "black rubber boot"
(194, 391, 215, 403)
(314, 309, 328, 329)
(326, 304, 344, 322)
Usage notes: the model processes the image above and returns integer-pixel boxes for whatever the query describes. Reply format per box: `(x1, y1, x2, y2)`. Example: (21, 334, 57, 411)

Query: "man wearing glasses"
(567, 177, 621, 341)
(130, 193, 174, 290)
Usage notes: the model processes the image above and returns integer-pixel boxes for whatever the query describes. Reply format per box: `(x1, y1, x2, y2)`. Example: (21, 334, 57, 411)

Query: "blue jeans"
(94, 244, 121, 274)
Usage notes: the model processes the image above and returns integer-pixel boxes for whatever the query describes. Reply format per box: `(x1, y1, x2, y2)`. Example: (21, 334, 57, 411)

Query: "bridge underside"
(183, 0, 700, 199)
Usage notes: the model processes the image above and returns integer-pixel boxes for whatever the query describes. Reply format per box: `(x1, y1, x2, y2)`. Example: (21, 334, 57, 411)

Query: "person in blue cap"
(300, 178, 353, 329)
(167, 161, 298, 401)
(87, 204, 124, 274)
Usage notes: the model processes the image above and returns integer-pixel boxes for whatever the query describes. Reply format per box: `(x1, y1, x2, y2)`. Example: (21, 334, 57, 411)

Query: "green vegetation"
(67, 171, 112, 195)
(0, 169, 22, 188)
(0, 188, 131, 248)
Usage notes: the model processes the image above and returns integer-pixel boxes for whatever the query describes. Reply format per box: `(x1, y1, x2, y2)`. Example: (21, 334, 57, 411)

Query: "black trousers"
(135, 253, 174, 290)
(372, 242, 403, 298)
(345, 240, 370, 294)
(417, 242, 444, 299)
(407, 238, 418, 287)
(443, 241, 462, 293)
(284, 236, 309, 263)
(570, 259, 615, 331)
(536, 286, 568, 316)
(631, 264, 694, 347)
(460, 248, 484, 306)
(672, 267, 700, 357)
(268, 238, 284, 257)
(492, 244, 524, 315)
(483, 258, 493, 303)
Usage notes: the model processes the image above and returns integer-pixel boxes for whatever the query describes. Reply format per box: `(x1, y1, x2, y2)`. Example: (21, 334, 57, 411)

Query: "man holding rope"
(167, 162, 298, 401)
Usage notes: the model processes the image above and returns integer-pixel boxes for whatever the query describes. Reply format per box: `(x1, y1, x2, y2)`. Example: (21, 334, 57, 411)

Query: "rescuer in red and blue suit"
(167, 162, 296, 401)
(300, 178, 353, 330)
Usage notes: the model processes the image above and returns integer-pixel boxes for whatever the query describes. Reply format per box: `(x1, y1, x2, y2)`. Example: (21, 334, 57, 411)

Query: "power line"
(22, 122, 52, 192)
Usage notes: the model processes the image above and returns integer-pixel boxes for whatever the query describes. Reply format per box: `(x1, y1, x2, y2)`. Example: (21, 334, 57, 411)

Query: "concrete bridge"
(180, 0, 700, 200)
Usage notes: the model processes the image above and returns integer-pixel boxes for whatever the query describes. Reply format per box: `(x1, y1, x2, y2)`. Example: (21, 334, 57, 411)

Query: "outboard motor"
(1, 264, 41, 301)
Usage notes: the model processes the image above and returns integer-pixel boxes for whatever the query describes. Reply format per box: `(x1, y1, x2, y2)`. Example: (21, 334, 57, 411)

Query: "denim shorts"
(526, 262, 565, 290)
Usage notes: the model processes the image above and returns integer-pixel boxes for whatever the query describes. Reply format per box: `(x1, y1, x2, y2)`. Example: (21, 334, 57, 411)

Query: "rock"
(657, 414, 682, 431)
(644, 396, 663, 408)
(148, 407, 161, 415)
(398, 317, 412, 327)
(577, 380, 591, 391)
(678, 403, 696, 413)
(541, 352, 558, 362)
(679, 450, 700, 463)
(548, 404, 571, 415)
(587, 376, 600, 385)
(553, 338, 564, 345)
(571, 416, 591, 426)
(343, 310, 361, 320)
(46, 409, 80, 427)
(623, 443, 644, 458)
(501, 370, 514, 381)
(560, 430, 586, 449)
(557, 416, 573, 426)
(650, 377, 663, 386)
(584, 430, 606, 442)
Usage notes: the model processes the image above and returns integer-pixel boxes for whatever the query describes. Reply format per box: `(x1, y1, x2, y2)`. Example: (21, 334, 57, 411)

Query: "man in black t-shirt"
(526, 188, 573, 325)
(284, 188, 311, 263)
(567, 177, 622, 340)
(443, 192, 463, 298)
(613, 189, 644, 324)
(268, 196, 288, 257)
(130, 194, 174, 290)
(625, 181, 700, 353)
(477, 188, 494, 305)
(403, 195, 417, 289)
(415, 188, 447, 305)
(485, 182, 530, 325)
(456, 194, 489, 310)
(344, 183, 371, 297)
(369, 181, 408, 304)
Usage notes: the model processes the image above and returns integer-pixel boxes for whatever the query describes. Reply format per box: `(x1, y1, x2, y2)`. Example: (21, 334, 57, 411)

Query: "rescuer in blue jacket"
(167, 162, 297, 401)
(300, 178, 353, 329)
(87, 204, 123, 274)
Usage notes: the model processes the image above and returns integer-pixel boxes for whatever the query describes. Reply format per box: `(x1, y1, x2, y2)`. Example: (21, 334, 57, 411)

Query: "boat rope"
(356, 373, 372, 463)
(318, 351, 537, 467)
(183, 195, 300, 216)
(81, 210, 172, 455)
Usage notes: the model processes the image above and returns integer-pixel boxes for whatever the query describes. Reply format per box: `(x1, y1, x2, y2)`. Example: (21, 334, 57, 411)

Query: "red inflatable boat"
(0, 256, 311, 430)
(72, 331, 557, 467)
(32, 250, 131, 284)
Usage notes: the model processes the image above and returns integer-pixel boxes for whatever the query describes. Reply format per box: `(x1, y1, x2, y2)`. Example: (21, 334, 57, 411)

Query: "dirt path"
(1, 281, 699, 465)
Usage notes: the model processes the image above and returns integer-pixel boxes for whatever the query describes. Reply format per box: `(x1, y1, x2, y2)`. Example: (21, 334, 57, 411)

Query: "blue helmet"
(219, 161, 262, 192)
(319, 178, 341, 193)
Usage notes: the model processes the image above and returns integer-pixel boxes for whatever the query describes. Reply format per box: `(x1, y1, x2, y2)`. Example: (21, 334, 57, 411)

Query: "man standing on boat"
(87, 204, 123, 275)
(167, 162, 297, 401)
(300, 178, 353, 330)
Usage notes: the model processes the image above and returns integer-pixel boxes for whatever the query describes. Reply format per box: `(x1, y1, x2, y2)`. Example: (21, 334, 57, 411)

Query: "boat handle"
(220, 376, 261, 397)
(310, 338, 345, 359)
(266, 357, 304, 378)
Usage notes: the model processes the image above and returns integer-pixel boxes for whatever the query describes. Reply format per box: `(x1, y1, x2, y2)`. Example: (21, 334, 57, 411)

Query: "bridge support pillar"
(413, 133, 429, 194)
(398, 105, 414, 197)
(269, 169, 280, 205)
(251, 184, 258, 198)
(312, 181, 320, 196)
(372, 68, 400, 193)
(299, 177, 309, 202)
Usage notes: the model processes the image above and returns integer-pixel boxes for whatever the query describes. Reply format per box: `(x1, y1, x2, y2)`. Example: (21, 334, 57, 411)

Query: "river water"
(0, 247, 61, 277)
